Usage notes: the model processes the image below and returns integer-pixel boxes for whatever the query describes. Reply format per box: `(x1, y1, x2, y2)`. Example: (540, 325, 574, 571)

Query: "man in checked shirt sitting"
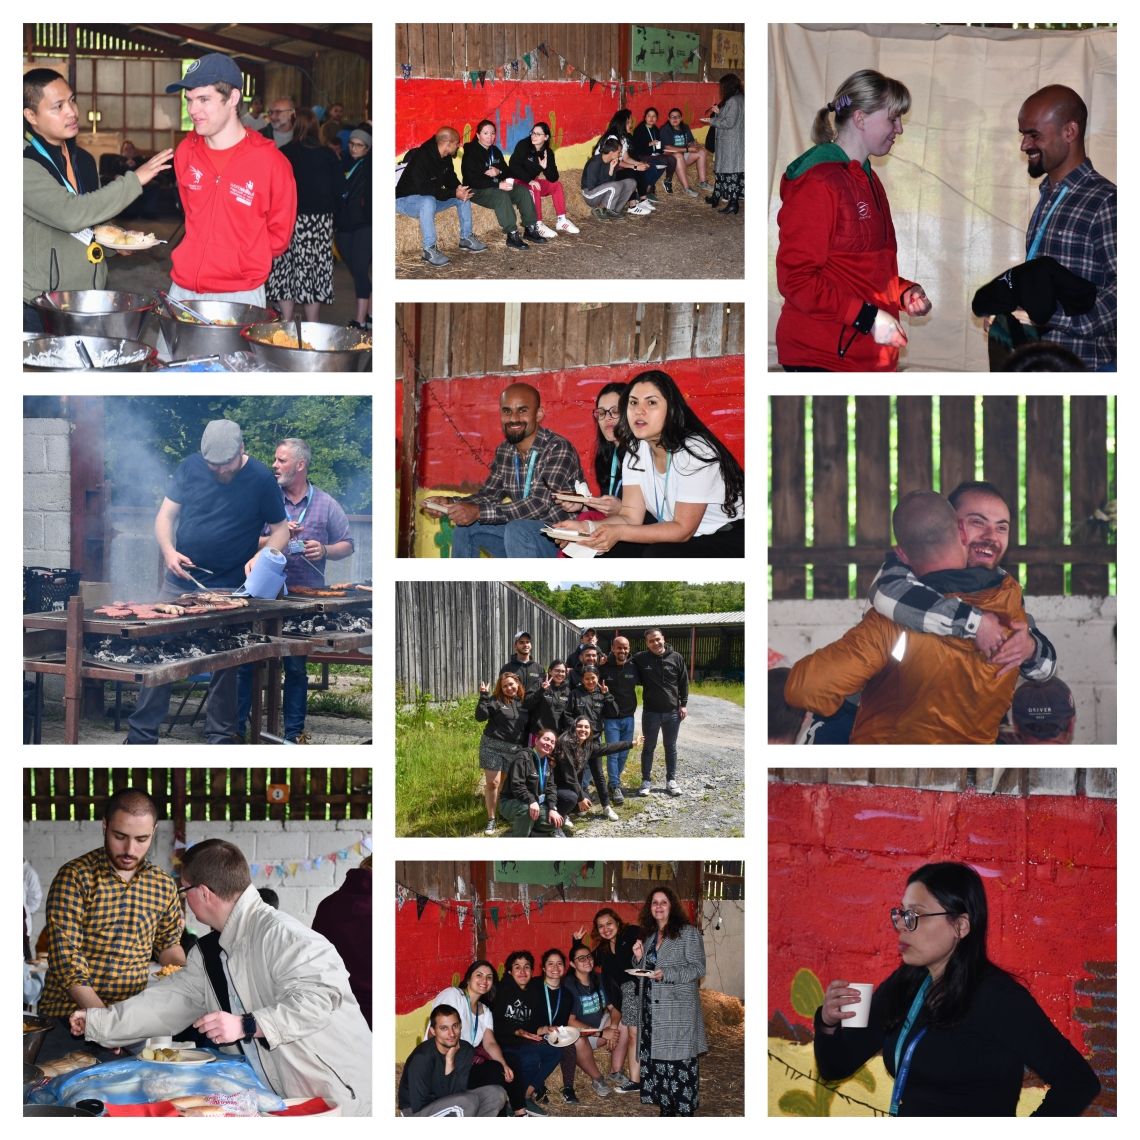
(37, 787, 185, 1063)
(421, 383, 586, 557)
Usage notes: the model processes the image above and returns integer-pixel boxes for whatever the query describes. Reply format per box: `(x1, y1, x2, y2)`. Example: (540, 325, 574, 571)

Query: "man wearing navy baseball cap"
(162, 54, 296, 324)
(1011, 677, 1076, 744)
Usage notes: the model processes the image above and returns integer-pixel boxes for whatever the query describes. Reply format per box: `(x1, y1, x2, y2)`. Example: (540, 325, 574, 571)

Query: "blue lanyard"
(608, 449, 622, 497)
(288, 488, 310, 527)
(514, 448, 537, 499)
(536, 751, 546, 796)
(344, 158, 362, 181)
(544, 983, 562, 1026)
(31, 136, 77, 195)
(653, 452, 672, 521)
(469, 1007, 480, 1044)
(889, 975, 931, 1116)
(1027, 183, 1070, 260)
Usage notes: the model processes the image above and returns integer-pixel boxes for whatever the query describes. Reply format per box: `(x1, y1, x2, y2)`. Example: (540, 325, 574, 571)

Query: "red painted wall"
(768, 782, 1117, 1050)
(400, 357, 745, 491)
(397, 898, 697, 1016)
(396, 79, 722, 156)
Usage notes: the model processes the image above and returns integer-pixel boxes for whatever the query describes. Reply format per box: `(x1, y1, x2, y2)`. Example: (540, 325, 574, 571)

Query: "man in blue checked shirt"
(236, 438, 355, 743)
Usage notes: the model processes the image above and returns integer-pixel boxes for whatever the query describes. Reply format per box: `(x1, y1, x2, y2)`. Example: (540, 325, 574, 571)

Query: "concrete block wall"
(24, 418, 71, 568)
(769, 596, 1117, 743)
(24, 819, 370, 943)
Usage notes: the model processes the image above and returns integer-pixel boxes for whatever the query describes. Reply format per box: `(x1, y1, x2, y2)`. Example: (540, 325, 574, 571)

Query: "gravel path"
(574, 694, 745, 838)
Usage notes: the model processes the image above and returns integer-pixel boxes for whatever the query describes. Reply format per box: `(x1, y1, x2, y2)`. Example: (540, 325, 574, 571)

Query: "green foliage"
(790, 968, 825, 1019)
(452, 972, 461, 988)
(688, 680, 744, 707)
(516, 580, 744, 619)
(846, 1063, 876, 1092)
(778, 1087, 832, 1117)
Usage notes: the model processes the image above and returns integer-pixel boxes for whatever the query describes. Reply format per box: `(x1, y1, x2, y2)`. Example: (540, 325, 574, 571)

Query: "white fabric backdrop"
(767, 24, 1117, 371)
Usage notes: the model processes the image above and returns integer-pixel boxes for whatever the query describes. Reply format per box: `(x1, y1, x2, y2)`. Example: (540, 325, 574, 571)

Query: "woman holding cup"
(816, 862, 1100, 1116)
(461, 119, 546, 251)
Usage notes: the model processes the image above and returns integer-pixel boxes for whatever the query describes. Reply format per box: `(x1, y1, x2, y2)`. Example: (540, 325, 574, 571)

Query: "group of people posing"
(475, 627, 690, 835)
(420, 372, 745, 558)
(396, 73, 743, 265)
(399, 889, 707, 1117)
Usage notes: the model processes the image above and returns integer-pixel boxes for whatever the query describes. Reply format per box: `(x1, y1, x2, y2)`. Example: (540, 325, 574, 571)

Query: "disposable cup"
(839, 983, 874, 1028)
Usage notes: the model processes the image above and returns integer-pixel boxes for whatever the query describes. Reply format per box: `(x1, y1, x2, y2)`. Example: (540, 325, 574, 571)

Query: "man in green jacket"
(23, 68, 172, 332)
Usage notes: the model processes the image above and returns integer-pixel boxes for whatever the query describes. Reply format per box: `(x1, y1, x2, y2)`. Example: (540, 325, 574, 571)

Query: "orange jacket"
(785, 576, 1027, 744)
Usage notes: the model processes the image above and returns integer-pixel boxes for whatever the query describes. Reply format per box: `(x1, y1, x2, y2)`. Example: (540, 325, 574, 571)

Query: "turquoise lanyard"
(608, 449, 622, 497)
(1027, 184, 1070, 260)
(31, 136, 77, 195)
(536, 751, 546, 798)
(653, 452, 673, 520)
(889, 975, 932, 1116)
(469, 1006, 480, 1044)
(544, 982, 563, 1026)
(514, 448, 537, 499)
(344, 159, 363, 181)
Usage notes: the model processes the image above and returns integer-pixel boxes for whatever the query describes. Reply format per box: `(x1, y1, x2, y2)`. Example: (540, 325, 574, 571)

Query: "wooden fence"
(397, 302, 744, 379)
(23, 769, 373, 821)
(395, 24, 744, 81)
(396, 580, 582, 701)
(588, 621, 745, 681)
(769, 395, 1115, 598)
(768, 768, 1116, 798)
(703, 860, 744, 899)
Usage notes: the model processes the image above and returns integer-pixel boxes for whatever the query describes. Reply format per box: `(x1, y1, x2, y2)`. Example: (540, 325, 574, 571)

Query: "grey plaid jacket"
(632, 923, 708, 1060)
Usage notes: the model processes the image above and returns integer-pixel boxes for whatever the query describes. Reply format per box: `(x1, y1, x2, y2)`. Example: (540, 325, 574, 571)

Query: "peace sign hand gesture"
(479, 681, 489, 694)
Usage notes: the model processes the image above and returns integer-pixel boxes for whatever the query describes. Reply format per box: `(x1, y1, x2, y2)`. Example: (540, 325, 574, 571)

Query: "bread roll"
(92, 225, 125, 244)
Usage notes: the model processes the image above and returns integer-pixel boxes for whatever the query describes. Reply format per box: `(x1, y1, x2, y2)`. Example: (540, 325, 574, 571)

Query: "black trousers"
(467, 1049, 528, 1114)
(24, 303, 45, 334)
(600, 519, 745, 558)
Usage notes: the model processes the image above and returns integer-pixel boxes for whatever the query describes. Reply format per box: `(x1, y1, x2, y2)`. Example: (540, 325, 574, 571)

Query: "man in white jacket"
(71, 839, 371, 1116)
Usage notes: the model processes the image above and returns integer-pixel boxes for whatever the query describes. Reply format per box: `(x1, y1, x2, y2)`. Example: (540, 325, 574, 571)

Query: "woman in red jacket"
(775, 69, 932, 372)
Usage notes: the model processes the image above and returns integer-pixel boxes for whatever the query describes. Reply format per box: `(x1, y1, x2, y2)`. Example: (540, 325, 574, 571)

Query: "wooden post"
(812, 396, 849, 598)
(68, 24, 78, 94)
(471, 860, 489, 961)
(398, 303, 419, 558)
(618, 23, 631, 87)
(266, 617, 282, 738)
(172, 769, 186, 886)
(250, 661, 263, 745)
(770, 396, 805, 599)
(690, 626, 696, 681)
(64, 594, 83, 744)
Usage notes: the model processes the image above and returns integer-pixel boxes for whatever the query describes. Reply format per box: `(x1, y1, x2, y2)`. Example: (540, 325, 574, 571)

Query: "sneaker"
(591, 206, 612, 223)
(696, 180, 713, 191)
(561, 816, 575, 832)
(639, 780, 653, 797)
(484, 818, 496, 836)
(421, 245, 449, 266)
(646, 189, 659, 202)
(639, 198, 657, 211)
(662, 180, 674, 194)
(458, 235, 487, 251)
(604, 805, 619, 821)
(609, 785, 625, 804)
(556, 217, 580, 233)
(561, 1086, 580, 1106)
(666, 779, 682, 797)
(627, 202, 653, 216)
(552, 828, 568, 838)
(609, 1072, 638, 1092)
(536, 221, 558, 239)
(523, 224, 548, 244)
(505, 230, 529, 251)
(590, 1077, 612, 1098)
(533, 1087, 549, 1105)
(525, 1098, 549, 1116)
(604, 208, 626, 220)
(683, 186, 699, 197)
(285, 732, 311, 745)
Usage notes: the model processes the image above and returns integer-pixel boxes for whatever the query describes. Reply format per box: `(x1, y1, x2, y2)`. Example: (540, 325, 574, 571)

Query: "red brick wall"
(768, 782, 1117, 1052)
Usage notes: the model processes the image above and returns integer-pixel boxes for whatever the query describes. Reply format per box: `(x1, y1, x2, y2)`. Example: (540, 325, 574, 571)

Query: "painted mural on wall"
(767, 781, 1117, 1116)
(630, 26, 701, 74)
(494, 860, 602, 886)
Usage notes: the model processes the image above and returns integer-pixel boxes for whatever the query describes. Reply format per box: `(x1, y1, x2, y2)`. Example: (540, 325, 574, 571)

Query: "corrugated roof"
(572, 612, 745, 628)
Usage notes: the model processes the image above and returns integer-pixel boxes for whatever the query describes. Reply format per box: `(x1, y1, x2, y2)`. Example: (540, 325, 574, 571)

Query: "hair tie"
(827, 102, 836, 113)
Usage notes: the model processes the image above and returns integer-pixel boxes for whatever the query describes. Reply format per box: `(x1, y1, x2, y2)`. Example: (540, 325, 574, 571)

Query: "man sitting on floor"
(396, 127, 487, 267)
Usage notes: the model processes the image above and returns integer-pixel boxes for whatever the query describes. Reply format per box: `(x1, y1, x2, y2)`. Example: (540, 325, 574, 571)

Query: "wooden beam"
(239, 23, 371, 58)
(83, 23, 206, 57)
(143, 24, 312, 66)
(398, 303, 419, 559)
(768, 543, 1117, 566)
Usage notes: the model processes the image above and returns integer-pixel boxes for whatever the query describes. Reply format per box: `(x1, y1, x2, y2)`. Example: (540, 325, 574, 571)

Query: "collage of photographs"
(16, 15, 1119, 1125)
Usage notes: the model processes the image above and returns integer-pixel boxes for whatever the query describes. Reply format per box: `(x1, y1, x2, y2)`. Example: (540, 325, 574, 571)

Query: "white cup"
(839, 983, 874, 1028)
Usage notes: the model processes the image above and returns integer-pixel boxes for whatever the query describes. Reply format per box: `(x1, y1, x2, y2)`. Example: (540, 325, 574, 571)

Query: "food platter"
(544, 1026, 581, 1047)
(141, 1048, 216, 1066)
(626, 968, 657, 976)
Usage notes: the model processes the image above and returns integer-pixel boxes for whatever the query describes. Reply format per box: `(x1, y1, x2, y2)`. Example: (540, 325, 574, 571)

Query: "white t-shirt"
(623, 436, 743, 536)
(425, 986, 492, 1048)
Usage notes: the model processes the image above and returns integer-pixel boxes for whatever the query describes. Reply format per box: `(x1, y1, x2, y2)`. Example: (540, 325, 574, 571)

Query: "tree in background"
(517, 581, 744, 618)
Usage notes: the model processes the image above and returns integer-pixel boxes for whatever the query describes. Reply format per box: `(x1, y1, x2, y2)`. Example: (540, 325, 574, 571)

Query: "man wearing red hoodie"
(164, 54, 296, 314)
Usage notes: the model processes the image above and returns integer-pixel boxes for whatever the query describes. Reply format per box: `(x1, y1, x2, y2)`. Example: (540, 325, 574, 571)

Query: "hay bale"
(395, 169, 594, 256)
(701, 988, 744, 1029)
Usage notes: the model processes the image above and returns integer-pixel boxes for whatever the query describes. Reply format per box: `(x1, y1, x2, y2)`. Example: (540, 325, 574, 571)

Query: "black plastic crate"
(24, 566, 83, 614)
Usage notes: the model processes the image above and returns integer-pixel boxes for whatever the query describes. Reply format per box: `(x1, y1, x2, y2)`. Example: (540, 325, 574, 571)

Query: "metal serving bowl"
(241, 322, 372, 372)
(157, 301, 279, 359)
(32, 290, 156, 340)
(23, 336, 157, 372)
(23, 1014, 55, 1065)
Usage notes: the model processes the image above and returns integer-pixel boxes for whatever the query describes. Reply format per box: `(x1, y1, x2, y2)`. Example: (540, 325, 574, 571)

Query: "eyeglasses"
(891, 907, 953, 932)
(573, 955, 594, 964)
(593, 407, 621, 422)
(177, 884, 195, 898)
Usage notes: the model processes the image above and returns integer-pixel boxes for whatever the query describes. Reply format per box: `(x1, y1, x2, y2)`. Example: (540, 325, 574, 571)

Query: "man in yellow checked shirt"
(38, 787, 185, 1065)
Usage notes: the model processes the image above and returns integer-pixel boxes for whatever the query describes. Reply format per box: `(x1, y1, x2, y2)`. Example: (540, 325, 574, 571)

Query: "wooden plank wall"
(24, 769, 372, 821)
(396, 580, 583, 701)
(767, 768, 1117, 798)
(395, 24, 745, 80)
(768, 395, 1114, 598)
(398, 302, 743, 379)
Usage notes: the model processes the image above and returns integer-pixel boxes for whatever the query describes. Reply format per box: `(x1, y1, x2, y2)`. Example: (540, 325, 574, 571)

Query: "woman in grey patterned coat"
(701, 73, 744, 214)
(630, 885, 708, 1115)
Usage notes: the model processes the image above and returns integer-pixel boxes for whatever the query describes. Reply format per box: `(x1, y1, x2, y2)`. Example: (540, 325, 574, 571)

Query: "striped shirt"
(261, 482, 354, 590)
(466, 426, 586, 524)
(39, 847, 181, 1016)
(1026, 159, 1116, 369)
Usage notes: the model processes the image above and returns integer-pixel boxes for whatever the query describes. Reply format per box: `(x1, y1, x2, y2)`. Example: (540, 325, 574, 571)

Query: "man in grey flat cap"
(125, 420, 289, 745)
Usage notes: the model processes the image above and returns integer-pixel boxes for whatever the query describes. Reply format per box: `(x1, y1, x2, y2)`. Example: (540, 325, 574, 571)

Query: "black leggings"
(554, 754, 610, 812)
(600, 519, 745, 559)
(614, 166, 650, 199)
(467, 1050, 527, 1114)
(335, 224, 372, 299)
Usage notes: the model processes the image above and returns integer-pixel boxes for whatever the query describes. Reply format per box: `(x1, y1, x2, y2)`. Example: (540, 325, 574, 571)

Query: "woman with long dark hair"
(461, 119, 544, 251)
(553, 382, 629, 529)
(630, 108, 671, 202)
(527, 660, 572, 737)
(426, 959, 528, 1116)
(563, 370, 744, 557)
(476, 668, 540, 835)
(700, 73, 744, 213)
(507, 121, 579, 238)
(815, 862, 1100, 1115)
(596, 109, 654, 214)
(630, 886, 707, 1116)
(551, 714, 641, 824)
(587, 908, 642, 1090)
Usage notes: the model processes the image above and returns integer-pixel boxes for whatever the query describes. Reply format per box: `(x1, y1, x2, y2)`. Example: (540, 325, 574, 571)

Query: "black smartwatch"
(242, 1014, 257, 1043)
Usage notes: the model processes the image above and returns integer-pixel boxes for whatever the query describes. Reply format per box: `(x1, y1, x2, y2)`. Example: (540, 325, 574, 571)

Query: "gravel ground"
(573, 694, 745, 838)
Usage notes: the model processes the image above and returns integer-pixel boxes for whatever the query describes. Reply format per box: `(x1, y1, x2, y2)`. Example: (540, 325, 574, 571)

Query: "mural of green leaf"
(790, 967, 825, 1019)
(778, 1086, 834, 1116)
(848, 1063, 876, 1092)
(452, 971, 461, 988)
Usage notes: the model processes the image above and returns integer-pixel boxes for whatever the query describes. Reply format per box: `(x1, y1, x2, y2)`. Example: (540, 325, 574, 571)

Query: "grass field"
(688, 679, 745, 707)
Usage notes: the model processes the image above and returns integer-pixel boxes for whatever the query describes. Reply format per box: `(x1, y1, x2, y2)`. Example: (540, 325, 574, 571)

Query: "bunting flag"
(489, 906, 500, 929)
(287, 863, 299, 877)
(478, 72, 486, 87)
(523, 52, 532, 69)
(589, 78, 596, 92)
(511, 59, 520, 76)
(457, 906, 467, 931)
(537, 897, 544, 914)
(558, 55, 566, 70)
(470, 71, 480, 86)
(401, 63, 412, 81)
(522, 900, 531, 923)
(416, 894, 429, 920)
(240, 838, 370, 882)
(362, 836, 373, 851)
(250, 864, 260, 878)
(558, 883, 566, 902)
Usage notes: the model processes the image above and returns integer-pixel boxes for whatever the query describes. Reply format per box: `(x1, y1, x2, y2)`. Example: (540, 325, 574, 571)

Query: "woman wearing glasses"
(554, 382, 629, 524)
(816, 862, 1100, 1116)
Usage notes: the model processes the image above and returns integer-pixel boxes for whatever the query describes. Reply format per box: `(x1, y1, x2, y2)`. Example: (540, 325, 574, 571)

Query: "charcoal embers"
(88, 625, 257, 664)
(282, 609, 371, 635)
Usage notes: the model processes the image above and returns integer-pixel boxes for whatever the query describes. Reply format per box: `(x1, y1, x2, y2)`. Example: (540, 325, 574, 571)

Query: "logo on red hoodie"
(231, 178, 255, 206)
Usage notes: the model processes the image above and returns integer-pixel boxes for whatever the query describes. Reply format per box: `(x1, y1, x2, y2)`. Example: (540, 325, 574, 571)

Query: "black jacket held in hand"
(398, 1037, 475, 1112)
(508, 138, 560, 184)
(504, 746, 561, 807)
(460, 139, 509, 190)
(395, 138, 460, 202)
(971, 256, 1097, 325)
(813, 965, 1100, 1116)
(475, 691, 538, 745)
(633, 647, 689, 712)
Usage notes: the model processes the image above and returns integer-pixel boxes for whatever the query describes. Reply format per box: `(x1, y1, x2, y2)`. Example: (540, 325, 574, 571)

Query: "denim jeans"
(604, 715, 635, 787)
(641, 708, 681, 781)
(450, 519, 559, 558)
(516, 1039, 564, 1093)
(395, 194, 473, 249)
(236, 656, 310, 740)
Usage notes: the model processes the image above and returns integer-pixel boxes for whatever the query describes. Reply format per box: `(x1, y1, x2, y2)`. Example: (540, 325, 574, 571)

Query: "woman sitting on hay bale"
(461, 120, 547, 252)
(508, 122, 580, 239)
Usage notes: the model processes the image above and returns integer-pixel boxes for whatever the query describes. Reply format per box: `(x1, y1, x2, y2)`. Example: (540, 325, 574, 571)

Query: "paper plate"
(98, 237, 165, 250)
(626, 968, 657, 976)
(544, 1027, 580, 1048)
(144, 1049, 216, 1065)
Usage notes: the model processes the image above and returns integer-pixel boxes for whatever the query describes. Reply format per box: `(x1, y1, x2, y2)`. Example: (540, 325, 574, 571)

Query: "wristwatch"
(241, 1014, 257, 1042)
